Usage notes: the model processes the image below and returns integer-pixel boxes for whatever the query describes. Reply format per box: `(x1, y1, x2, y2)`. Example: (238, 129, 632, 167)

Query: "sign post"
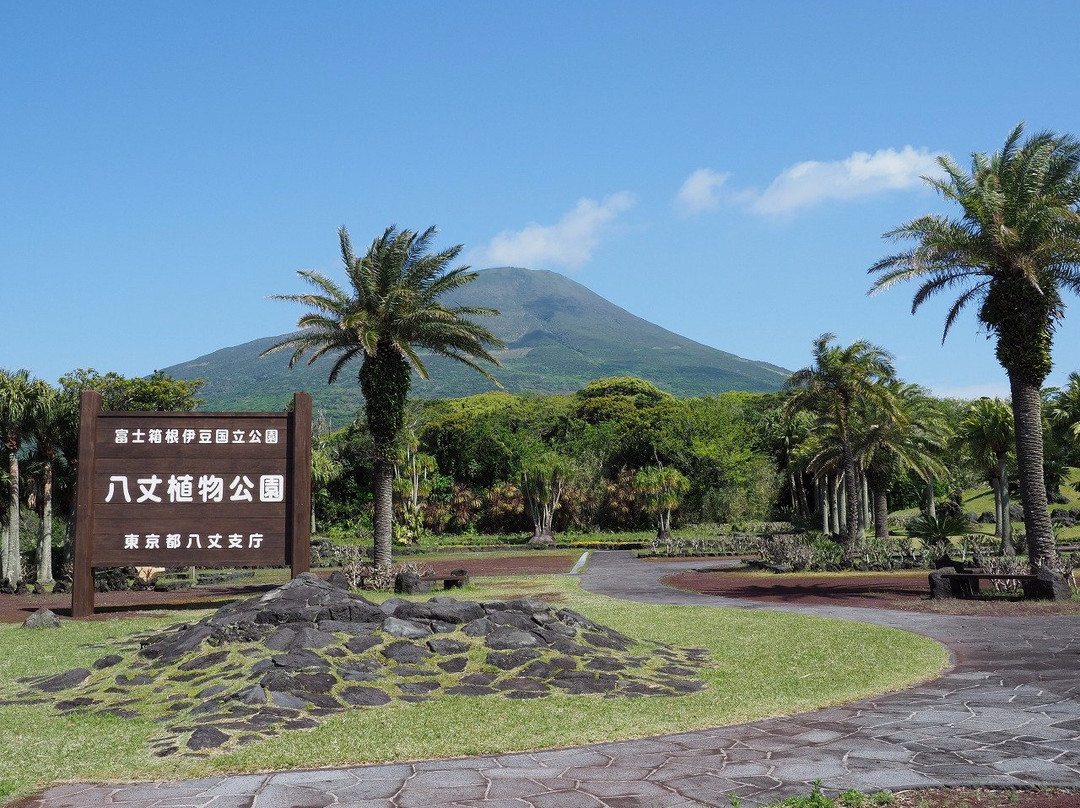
(72, 391, 311, 618)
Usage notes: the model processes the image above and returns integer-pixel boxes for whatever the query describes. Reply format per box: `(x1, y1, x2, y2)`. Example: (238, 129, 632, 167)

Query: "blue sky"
(4, 1, 1079, 399)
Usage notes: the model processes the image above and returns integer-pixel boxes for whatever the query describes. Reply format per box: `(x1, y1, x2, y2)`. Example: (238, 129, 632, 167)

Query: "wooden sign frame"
(72, 391, 311, 618)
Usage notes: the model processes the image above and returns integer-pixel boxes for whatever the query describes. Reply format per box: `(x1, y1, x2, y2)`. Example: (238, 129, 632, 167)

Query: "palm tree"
(635, 466, 689, 541)
(869, 123, 1080, 568)
(0, 368, 37, 587)
(858, 383, 948, 540)
(955, 398, 1016, 555)
(520, 453, 571, 546)
(786, 334, 900, 558)
(1047, 372, 1080, 468)
(26, 381, 77, 586)
(264, 225, 502, 570)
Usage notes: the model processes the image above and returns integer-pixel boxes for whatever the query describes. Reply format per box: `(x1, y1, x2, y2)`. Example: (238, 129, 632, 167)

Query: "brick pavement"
(18, 551, 1080, 807)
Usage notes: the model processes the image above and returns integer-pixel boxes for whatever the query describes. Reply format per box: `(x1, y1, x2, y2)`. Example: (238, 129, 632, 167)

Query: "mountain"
(163, 267, 790, 421)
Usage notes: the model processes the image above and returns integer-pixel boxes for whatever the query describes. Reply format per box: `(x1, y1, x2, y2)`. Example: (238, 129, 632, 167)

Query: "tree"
(520, 453, 571, 546)
(858, 383, 948, 540)
(635, 466, 689, 541)
(1047, 371, 1080, 470)
(870, 123, 1080, 569)
(59, 369, 204, 411)
(786, 334, 900, 558)
(264, 225, 502, 570)
(955, 398, 1016, 555)
(0, 368, 36, 587)
(26, 382, 78, 585)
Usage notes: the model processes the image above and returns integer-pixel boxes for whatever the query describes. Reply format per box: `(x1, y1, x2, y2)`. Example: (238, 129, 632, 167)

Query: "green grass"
(893, 469, 1080, 544)
(0, 575, 947, 804)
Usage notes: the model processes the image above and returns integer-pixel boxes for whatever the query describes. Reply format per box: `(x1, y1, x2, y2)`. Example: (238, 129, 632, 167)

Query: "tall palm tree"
(955, 398, 1016, 555)
(858, 383, 948, 540)
(27, 382, 78, 586)
(786, 334, 899, 557)
(264, 225, 503, 570)
(0, 368, 37, 587)
(869, 123, 1080, 568)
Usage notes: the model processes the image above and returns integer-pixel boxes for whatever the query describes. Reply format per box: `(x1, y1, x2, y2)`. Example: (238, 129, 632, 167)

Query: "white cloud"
(472, 192, 635, 271)
(677, 147, 948, 217)
(748, 146, 947, 215)
(674, 168, 729, 215)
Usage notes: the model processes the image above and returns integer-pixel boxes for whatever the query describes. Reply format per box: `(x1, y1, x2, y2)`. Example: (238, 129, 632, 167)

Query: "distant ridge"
(163, 267, 790, 421)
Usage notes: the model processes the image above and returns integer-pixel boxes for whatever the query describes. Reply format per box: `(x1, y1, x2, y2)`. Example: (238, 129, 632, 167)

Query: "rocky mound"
(16, 573, 710, 757)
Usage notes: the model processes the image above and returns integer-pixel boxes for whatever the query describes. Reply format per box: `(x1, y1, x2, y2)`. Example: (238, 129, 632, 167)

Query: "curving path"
(19, 552, 1080, 808)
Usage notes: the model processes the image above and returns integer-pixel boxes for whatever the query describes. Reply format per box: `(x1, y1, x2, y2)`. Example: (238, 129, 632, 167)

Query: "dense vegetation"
(2, 360, 1080, 589)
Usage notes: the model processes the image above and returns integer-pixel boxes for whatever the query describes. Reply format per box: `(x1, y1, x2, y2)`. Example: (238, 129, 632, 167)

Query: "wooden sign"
(72, 391, 311, 618)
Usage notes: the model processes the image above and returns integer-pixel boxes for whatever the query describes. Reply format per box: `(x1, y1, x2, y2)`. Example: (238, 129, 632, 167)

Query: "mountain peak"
(163, 267, 789, 419)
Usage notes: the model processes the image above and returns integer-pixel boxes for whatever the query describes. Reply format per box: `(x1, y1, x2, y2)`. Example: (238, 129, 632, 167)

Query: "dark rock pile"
(17, 573, 709, 757)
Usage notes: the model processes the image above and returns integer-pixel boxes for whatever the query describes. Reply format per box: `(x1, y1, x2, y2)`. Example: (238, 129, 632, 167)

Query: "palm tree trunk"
(925, 474, 936, 518)
(841, 440, 863, 558)
(797, 473, 809, 517)
(819, 477, 829, 534)
(37, 463, 53, 585)
(1009, 377, 1055, 568)
(861, 471, 871, 531)
(372, 458, 394, 571)
(873, 489, 889, 539)
(991, 474, 1002, 539)
(360, 347, 412, 574)
(6, 451, 20, 586)
(829, 474, 841, 535)
(996, 454, 1014, 556)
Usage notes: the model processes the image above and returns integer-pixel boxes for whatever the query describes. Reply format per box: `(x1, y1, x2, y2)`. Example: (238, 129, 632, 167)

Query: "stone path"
(18, 552, 1080, 807)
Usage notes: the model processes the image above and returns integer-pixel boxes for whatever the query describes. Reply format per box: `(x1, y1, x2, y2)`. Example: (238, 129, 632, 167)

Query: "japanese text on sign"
(103, 474, 285, 504)
(112, 428, 279, 445)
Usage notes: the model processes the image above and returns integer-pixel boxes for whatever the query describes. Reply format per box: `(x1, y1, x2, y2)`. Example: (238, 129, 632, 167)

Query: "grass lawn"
(892, 468, 1080, 544)
(0, 574, 947, 804)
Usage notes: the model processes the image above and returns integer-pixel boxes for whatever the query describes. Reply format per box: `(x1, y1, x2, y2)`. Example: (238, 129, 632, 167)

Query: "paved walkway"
(20, 552, 1080, 807)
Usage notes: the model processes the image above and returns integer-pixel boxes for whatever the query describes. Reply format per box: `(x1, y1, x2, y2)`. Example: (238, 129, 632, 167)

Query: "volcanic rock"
(17, 571, 709, 757)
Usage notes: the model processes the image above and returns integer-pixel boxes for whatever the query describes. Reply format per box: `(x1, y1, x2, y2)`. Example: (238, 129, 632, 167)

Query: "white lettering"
(229, 475, 254, 502)
(136, 474, 163, 503)
(106, 475, 131, 503)
(167, 474, 194, 503)
(198, 475, 224, 503)
(260, 475, 285, 502)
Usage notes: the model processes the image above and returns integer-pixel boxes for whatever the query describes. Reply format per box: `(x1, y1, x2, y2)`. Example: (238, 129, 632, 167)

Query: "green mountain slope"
(163, 267, 790, 420)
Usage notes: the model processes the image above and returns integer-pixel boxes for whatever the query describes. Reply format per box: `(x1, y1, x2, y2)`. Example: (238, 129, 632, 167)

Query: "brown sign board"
(72, 391, 312, 618)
